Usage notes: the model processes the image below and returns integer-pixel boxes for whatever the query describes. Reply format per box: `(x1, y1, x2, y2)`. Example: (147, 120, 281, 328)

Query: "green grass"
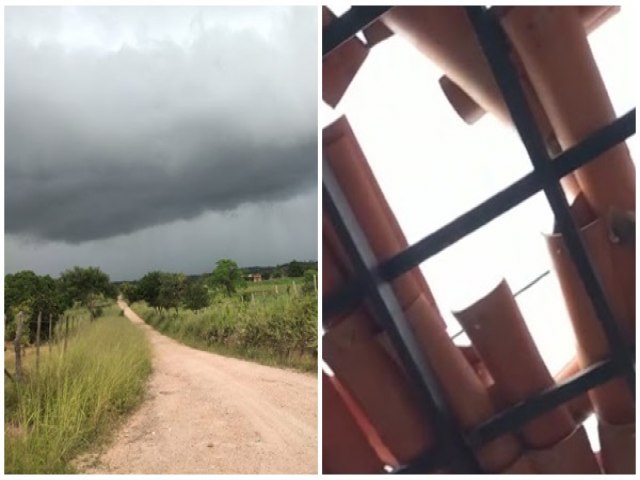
(132, 293, 317, 373)
(4, 305, 152, 474)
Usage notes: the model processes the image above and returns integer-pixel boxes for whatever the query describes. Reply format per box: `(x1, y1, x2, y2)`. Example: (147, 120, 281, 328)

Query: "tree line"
(120, 259, 317, 313)
(4, 267, 114, 342)
(170, 259, 318, 284)
(5, 259, 317, 342)
(239, 260, 318, 280)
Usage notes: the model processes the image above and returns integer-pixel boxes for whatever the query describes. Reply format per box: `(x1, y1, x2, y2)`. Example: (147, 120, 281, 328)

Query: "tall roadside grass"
(4, 305, 152, 474)
(132, 294, 317, 372)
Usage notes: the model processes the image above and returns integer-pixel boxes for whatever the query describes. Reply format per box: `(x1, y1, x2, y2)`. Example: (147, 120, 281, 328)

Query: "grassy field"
(4, 305, 151, 474)
(132, 291, 317, 372)
(239, 276, 312, 295)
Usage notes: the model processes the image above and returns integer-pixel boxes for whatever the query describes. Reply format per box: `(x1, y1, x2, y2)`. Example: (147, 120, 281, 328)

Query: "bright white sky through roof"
(323, 6, 635, 451)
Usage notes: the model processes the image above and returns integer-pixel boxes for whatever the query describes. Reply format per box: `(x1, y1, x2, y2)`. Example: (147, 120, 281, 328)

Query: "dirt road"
(80, 301, 317, 474)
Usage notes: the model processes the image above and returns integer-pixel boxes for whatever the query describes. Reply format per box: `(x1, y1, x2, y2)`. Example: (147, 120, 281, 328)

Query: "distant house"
(245, 273, 262, 283)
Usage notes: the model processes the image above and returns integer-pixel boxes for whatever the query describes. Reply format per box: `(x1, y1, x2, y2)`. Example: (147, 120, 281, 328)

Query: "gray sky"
(5, 6, 318, 281)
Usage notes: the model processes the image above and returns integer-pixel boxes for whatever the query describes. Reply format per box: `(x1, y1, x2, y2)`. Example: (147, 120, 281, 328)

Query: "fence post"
(251, 293, 255, 303)
(292, 281, 298, 295)
(14, 311, 24, 381)
(313, 273, 317, 293)
(275, 285, 279, 295)
(36, 311, 42, 374)
(49, 313, 53, 354)
(63, 315, 69, 354)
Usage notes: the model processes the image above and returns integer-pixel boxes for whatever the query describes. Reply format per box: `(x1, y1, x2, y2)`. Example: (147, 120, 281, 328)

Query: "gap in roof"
(322, 6, 634, 454)
(322, 6, 635, 368)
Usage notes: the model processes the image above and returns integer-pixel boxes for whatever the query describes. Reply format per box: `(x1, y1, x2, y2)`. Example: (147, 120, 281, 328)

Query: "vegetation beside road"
(121, 258, 318, 372)
(132, 290, 317, 372)
(5, 306, 151, 474)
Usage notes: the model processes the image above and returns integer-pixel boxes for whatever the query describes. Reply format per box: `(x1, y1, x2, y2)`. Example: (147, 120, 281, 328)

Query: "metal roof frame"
(322, 5, 636, 473)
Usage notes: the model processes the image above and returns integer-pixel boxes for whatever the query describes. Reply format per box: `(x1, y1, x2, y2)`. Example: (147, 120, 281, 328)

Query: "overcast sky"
(4, 6, 318, 281)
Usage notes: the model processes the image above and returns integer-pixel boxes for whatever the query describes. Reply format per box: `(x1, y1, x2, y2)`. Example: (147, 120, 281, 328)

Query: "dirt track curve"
(79, 301, 317, 474)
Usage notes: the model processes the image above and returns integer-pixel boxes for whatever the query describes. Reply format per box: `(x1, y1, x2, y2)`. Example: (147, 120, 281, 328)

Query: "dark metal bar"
(320, 0, 504, 60)
(466, 356, 621, 447)
(322, 4, 636, 475)
(323, 157, 482, 473)
(322, 278, 367, 328)
(550, 109, 635, 173)
(323, 110, 635, 323)
(396, 354, 625, 473)
(323, 108, 636, 327)
(377, 172, 541, 283)
(392, 444, 446, 474)
(323, 171, 541, 325)
(378, 109, 635, 286)
(466, 5, 635, 393)
(394, 353, 628, 473)
(323, 6, 393, 58)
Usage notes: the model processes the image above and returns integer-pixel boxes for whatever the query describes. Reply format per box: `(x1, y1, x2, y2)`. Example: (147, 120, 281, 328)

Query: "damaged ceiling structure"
(322, 5, 635, 474)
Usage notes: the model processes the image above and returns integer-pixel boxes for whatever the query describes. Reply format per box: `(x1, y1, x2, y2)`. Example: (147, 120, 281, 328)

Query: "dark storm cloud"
(5, 7, 317, 244)
(5, 191, 318, 281)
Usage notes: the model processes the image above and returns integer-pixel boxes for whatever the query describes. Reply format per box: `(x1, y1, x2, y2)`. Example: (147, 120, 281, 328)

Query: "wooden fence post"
(36, 311, 42, 374)
(292, 281, 298, 295)
(14, 311, 24, 381)
(63, 315, 69, 354)
(313, 274, 317, 293)
(4, 316, 14, 382)
(49, 313, 53, 354)
(275, 285, 279, 295)
(251, 293, 255, 303)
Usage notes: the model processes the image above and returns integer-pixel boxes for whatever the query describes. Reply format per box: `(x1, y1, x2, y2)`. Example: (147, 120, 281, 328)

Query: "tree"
(58, 266, 112, 320)
(4, 271, 40, 313)
(271, 267, 285, 279)
(106, 282, 118, 301)
(119, 282, 138, 303)
(5, 271, 71, 342)
(136, 271, 163, 310)
(210, 259, 245, 296)
(287, 260, 304, 278)
(157, 273, 186, 313)
(302, 269, 317, 294)
(33, 275, 72, 321)
(184, 280, 210, 312)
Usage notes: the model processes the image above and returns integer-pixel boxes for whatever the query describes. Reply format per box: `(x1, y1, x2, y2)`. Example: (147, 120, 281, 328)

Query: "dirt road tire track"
(80, 301, 317, 474)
